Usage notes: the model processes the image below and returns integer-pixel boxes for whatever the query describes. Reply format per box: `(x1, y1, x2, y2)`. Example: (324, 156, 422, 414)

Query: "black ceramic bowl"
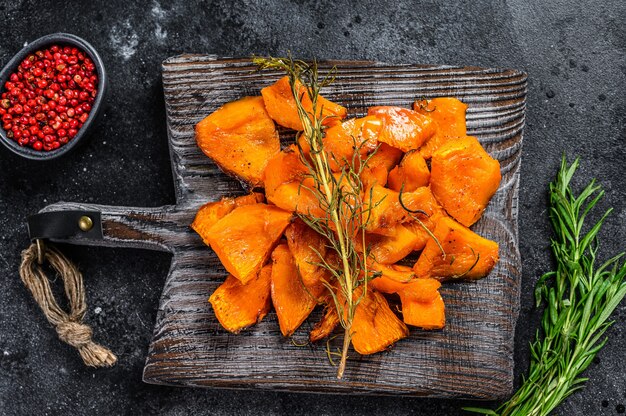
(0, 33, 106, 160)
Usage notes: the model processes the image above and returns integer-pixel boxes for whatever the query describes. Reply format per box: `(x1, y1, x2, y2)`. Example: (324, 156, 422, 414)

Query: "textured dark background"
(0, 0, 624, 415)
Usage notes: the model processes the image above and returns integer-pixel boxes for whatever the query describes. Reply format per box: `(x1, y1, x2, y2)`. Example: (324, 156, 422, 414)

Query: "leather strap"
(27, 210, 103, 241)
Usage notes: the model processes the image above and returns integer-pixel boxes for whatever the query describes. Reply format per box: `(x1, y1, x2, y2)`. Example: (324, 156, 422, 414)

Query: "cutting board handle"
(35, 201, 195, 253)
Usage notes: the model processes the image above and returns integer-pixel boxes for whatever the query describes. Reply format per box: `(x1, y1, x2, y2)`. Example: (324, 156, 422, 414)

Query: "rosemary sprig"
(465, 157, 626, 416)
(254, 55, 377, 379)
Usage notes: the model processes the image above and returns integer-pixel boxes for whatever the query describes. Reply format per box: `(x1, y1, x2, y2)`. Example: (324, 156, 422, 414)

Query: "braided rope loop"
(19, 243, 117, 368)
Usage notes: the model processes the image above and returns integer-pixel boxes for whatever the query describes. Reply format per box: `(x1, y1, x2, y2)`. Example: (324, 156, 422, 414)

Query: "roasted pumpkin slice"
(261, 76, 347, 131)
(387, 150, 430, 192)
(323, 116, 381, 172)
(263, 145, 308, 198)
(209, 265, 272, 333)
(369, 264, 444, 329)
(398, 284, 445, 330)
(271, 244, 318, 336)
(368, 106, 437, 152)
(414, 216, 499, 281)
(402, 278, 442, 301)
(369, 262, 416, 294)
(430, 136, 501, 227)
(361, 164, 388, 190)
(309, 302, 340, 342)
(360, 143, 403, 189)
(413, 97, 468, 159)
(403, 212, 444, 252)
(369, 261, 439, 289)
(192, 193, 264, 247)
(196, 96, 280, 187)
(264, 146, 324, 217)
(350, 288, 409, 355)
(206, 203, 292, 284)
(368, 224, 420, 264)
(285, 220, 330, 300)
(271, 179, 325, 218)
(364, 185, 442, 235)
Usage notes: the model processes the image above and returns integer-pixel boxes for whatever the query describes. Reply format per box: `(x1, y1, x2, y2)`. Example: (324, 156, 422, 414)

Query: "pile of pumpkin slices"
(191, 75, 501, 355)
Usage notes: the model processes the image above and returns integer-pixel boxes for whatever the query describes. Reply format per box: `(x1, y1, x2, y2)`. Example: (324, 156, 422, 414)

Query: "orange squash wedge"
(430, 136, 501, 227)
(270, 179, 325, 218)
(270, 244, 318, 336)
(403, 212, 444, 252)
(261, 76, 347, 131)
(263, 145, 308, 198)
(368, 106, 437, 152)
(192, 193, 264, 247)
(323, 116, 381, 172)
(209, 265, 272, 333)
(206, 203, 292, 284)
(263, 145, 324, 217)
(350, 288, 409, 355)
(368, 224, 420, 264)
(398, 286, 445, 330)
(369, 259, 439, 287)
(369, 262, 416, 294)
(387, 150, 430, 192)
(368, 262, 445, 330)
(196, 96, 280, 187)
(364, 185, 442, 236)
(413, 97, 468, 159)
(285, 220, 330, 301)
(414, 216, 499, 281)
(309, 302, 340, 342)
(360, 143, 403, 189)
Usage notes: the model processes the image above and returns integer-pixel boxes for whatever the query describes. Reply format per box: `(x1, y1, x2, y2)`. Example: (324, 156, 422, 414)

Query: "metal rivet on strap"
(78, 216, 93, 232)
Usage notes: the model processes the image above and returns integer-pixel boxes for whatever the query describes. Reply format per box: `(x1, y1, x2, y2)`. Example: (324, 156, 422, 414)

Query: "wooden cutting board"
(41, 55, 526, 399)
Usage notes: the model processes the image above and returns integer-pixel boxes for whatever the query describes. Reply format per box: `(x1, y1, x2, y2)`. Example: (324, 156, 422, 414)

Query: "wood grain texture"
(41, 55, 526, 399)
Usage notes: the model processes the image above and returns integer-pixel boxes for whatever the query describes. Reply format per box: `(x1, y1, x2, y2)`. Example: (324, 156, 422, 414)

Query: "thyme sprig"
(254, 55, 379, 378)
(465, 157, 626, 416)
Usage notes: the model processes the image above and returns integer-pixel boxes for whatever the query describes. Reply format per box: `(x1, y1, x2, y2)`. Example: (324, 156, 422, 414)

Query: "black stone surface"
(0, 1, 624, 415)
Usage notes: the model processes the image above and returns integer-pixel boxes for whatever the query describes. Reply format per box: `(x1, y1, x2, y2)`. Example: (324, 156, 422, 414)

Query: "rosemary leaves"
(466, 157, 626, 416)
(254, 56, 375, 378)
